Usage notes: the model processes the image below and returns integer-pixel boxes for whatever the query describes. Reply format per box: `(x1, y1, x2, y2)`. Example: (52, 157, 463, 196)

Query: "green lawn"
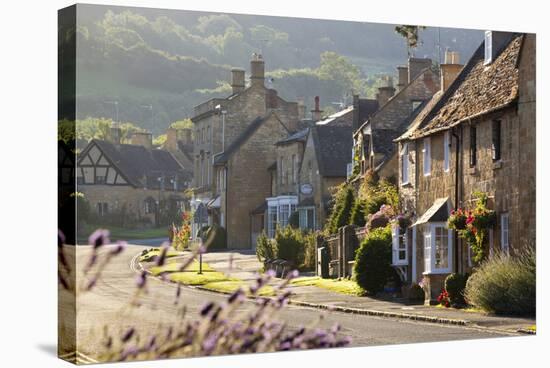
(140, 248, 183, 263)
(202, 280, 275, 297)
(149, 259, 236, 286)
(149, 259, 213, 274)
(290, 276, 364, 296)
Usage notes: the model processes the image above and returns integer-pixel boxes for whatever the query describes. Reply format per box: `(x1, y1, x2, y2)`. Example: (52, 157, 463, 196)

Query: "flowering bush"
(437, 289, 450, 308)
(171, 211, 192, 251)
(447, 192, 496, 263)
(58, 228, 351, 362)
(391, 213, 411, 232)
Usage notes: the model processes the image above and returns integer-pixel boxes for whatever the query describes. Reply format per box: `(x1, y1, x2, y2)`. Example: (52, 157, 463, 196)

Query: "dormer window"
(484, 31, 493, 65)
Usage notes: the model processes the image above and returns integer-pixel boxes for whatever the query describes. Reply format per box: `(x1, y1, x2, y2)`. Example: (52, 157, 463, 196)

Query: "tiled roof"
(410, 33, 523, 139)
(84, 140, 190, 188)
(395, 91, 445, 142)
(311, 125, 353, 177)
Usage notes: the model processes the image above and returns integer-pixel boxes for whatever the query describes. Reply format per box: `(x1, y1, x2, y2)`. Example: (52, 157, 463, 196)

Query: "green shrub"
(334, 186, 355, 230)
(275, 226, 305, 268)
(203, 224, 227, 250)
(289, 211, 300, 229)
(444, 273, 469, 307)
(350, 199, 367, 227)
(302, 232, 317, 270)
(464, 247, 536, 315)
(353, 226, 393, 295)
(325, 184, 354, 235)
(256, 231, 276, 261)
(408, 283, 425, 301)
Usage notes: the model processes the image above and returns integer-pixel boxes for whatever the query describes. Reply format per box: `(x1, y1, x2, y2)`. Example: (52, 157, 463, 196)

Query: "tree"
(317, 51, 365, 95)
(394, 25, 427, 56)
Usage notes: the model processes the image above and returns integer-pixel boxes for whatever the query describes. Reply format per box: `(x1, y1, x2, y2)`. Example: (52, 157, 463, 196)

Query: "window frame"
(492, 119, 502, 161)
(400, 143, 409, 185)
(444, 131, 450, 172)
(423, 222, 452, 275)
(469, 125, 477, 167)
(423, 137, 431, 176)
(484, 31, 493, 65)
(392, 225, 408, 265)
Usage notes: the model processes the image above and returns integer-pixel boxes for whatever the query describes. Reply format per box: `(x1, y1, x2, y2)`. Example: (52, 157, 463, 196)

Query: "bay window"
(266, 196, 298, 238)
(423, 223, 452, 274)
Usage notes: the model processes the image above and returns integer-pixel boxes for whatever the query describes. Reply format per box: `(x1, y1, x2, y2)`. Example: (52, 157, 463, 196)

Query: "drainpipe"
(451, 127, 460, 273)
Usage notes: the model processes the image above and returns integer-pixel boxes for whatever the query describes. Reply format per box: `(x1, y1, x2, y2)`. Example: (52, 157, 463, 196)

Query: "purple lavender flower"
(110, 241, 127, 256)
(58, 229, 65, 248)
(136, 271, 147, 289)
(86, 276, 97, 291)
(155, 242, 170, 266)
(85, 253, 98, 272)
(119, 346, 138, 361)
(200, 301, 215, 316)
(88, 229, 110, 249)
(286, 269, 299, 280)
(202, 333, 218, 354)
(228, 288, 244, 304)
(121, 327, 135, 343)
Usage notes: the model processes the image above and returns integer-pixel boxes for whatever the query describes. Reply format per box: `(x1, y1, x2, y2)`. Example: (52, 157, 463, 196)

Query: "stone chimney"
(311, 96, 323, 121)
(397, 66, 408, 91)
(376, 76, 395, 107)
(131, 131, 152, 150)
(297, 98, 306, 120)
(231, 68, 245, 94)
(165, 127, 178, 151)
(440, 50, 463, 92)
(109, 126, 121, 144)
(352, 94, 360, 131)
(408, 57, 432, 83)
(250, 53, 265, 87)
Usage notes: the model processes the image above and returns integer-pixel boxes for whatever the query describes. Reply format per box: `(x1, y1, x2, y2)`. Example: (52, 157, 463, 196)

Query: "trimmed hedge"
(444, 273, 469, 307)
(353, 226, 393, 295)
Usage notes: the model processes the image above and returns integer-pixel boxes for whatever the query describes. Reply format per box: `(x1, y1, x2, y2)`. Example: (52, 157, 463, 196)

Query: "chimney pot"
(440, 50, 463, 92)
(408, 57, 432, 83)
(397, 66, 408, 90)
(311, 96, 323, 122)
(131, 131, 153, 150)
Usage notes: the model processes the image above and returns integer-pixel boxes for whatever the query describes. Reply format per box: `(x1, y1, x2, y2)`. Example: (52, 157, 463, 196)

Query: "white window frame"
(501, 213, 510, 255)
(266, 196, 298, 238)
(444, 131, 450, 172)
(423, 137, 431, 176)
(423, 222, 452, 274)
(392, 225, 408, 265)
(400, 143, 409, 185)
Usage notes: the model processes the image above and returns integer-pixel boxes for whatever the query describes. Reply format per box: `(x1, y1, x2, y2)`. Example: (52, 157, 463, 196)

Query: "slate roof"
(311, 125, 353, 177)
(395, 91, 445, 142)
(410, 33, 523, 139)
(358, 99, 380, 125)
(81, 140, 190, 188)
(214, 113, 288, 165)
(275, 128, 309, 145)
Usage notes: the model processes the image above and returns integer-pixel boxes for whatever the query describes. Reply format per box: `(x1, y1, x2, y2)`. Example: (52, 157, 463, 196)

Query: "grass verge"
(202, 280, 275, 297)
(290, 276, 363, 296)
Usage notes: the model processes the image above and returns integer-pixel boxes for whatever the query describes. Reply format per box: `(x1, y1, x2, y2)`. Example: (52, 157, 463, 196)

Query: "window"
(97, 202, 108, 216)
(291, 154, 297, 184)
(469, 125, 477, 167)
(492, 120, 502, 161)
(207, 126, 211, 143)
(392, 226, 408, 265)
(400, 143, 409, 185)
(412, 100, 423, 111)
(501, 213, 510, 254)
(267, 206, 277, 238)
(279, 204, 290, 228)
(423, 223, 452, 274)
(279, 157, 284, 185)
(444, 131, 450, 172)
(484, 31, 493, 65)
(299, 208, 316, 230)
(423, 138, 431, 176)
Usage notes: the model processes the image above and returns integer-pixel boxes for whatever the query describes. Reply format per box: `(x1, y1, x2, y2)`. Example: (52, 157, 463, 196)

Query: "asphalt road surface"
(61, 244, 511, 364)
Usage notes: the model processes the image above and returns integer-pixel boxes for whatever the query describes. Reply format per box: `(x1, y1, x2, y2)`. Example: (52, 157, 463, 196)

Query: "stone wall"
(224, 114, 290, 248)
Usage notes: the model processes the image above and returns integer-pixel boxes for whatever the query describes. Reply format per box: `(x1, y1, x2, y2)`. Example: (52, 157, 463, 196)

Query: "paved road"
(66, 244, 511, 363)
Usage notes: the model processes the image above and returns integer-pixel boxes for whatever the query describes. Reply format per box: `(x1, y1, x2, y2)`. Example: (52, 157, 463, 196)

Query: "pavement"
(188, 250, 536, 334)
(61, 244, 529, 364)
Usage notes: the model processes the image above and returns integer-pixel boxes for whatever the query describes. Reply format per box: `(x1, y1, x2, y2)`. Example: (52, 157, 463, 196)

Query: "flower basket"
(448, 208, 467, 230)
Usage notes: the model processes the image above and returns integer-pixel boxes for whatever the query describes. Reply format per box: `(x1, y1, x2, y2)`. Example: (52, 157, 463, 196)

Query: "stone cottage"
(394, 32, 535, 302)
(77, 129, 192, 228)
(352, 58, 440, 182)
(190, 54, 300, 249)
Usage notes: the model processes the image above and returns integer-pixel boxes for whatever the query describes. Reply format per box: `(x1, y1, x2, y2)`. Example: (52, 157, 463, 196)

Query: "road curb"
(135, 252, 525, 334)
